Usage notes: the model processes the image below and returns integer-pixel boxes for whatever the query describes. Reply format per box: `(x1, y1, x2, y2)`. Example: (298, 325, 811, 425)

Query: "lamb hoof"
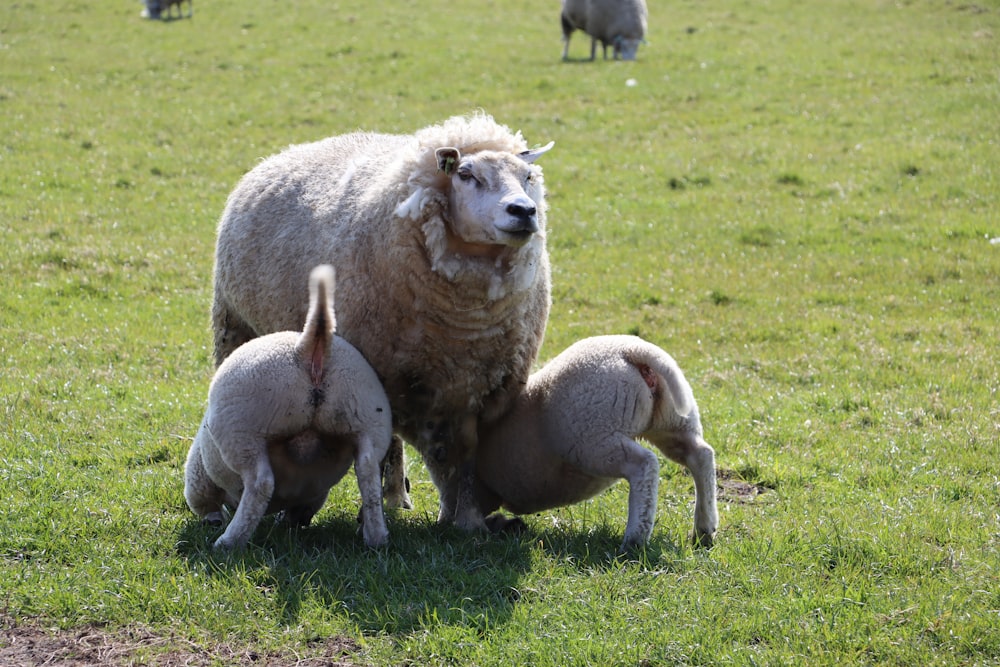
(484, 513, 527, 535)
(617, 538, 647, 555)
(212, 536, 242, 550)
(693, 530, 716, 549)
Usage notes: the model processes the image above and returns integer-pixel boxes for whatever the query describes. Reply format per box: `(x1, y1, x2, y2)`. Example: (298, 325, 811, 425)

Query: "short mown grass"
(2, 0, 999, 664)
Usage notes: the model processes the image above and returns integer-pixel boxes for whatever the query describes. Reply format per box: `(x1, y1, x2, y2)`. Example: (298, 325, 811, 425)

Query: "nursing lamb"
(212, 113, 554, 531)
(185, 265, 392, 550)
(474, 335, 719, 550)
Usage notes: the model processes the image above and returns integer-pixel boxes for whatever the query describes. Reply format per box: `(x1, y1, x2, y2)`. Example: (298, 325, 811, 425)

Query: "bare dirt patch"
(716, 468, 772, 504)
(1, 616, 364, 667)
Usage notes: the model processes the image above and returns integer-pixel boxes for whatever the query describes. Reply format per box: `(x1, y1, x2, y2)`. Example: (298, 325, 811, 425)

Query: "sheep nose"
(505, 203, 538, 231)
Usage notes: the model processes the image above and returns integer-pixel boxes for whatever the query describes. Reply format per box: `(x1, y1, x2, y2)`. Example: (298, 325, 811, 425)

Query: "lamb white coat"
(185, 266, 391, 550)
(475, 335, 719, 549)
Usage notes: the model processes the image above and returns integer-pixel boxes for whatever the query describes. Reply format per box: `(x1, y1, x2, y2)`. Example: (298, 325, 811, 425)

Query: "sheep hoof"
(200, 512, 225, 528)
(453, 507, 488, 532)
(484, 513, 527, 535)
(383, 476, 413, 510)
(617, 538, 647, 555)
(693, 530, 716, 549)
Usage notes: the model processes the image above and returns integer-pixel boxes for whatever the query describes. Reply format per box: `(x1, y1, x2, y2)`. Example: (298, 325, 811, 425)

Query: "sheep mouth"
(500, 228, 536, 246)
(496, 217, 539, 244)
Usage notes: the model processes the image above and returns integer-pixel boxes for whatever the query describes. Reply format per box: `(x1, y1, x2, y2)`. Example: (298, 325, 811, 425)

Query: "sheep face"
(615, 36, 643, 61)
(436, 146, 551, 248)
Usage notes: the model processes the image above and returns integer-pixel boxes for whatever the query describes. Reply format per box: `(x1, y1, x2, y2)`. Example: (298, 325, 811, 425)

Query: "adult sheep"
(561, 0, 648, 61)
(212, 113, 555, 531)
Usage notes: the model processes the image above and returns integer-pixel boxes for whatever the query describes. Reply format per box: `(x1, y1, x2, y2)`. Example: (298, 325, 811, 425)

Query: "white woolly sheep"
(474, 335, 719, 550)
(185, 265, 391, 550)
(561, 0, 648, 61)
(211, 113, 555, 531)
(141, 0, 192, 20)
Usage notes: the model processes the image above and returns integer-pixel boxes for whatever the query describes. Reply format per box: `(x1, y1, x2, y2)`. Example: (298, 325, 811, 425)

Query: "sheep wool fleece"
(212, 113, 554, 529)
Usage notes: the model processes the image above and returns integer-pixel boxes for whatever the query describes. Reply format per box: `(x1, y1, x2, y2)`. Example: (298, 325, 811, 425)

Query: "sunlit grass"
(1, 0, 998, 664)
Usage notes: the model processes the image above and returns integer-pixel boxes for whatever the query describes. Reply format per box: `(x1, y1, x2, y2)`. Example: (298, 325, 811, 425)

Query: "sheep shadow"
(175, 509, 533, 634)
(488, 513, 697, 573)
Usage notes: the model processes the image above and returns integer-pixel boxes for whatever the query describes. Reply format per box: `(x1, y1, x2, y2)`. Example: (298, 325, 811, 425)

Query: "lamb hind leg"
(183, 433, 226, 526)
(651, 432, 719, 547)
(620, 446, 660, 550)
(686, 437, 719, 547)
(576, 435, 661, 550)
(214, 458, 275, 550)
(355, 434, 389, 547)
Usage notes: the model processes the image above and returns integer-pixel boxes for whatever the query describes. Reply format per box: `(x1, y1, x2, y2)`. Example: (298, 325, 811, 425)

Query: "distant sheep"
(212, 113, 555, 531)
(561, 0, 648, 61)
(474, 335, 719, 550)
(185, 266, 391, 550)
(141, 0, 192, 20)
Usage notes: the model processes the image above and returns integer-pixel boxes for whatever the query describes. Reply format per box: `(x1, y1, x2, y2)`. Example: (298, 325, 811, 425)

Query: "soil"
(715, 467, 771, 504)
(0, 617, 364, 667)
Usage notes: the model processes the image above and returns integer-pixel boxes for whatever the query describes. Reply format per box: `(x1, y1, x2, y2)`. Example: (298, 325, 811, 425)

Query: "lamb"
(184, 265, 391, 550)
(473, 335, 719, 550)
(561, 0, 648, 61)
(211, 113, 555, 532)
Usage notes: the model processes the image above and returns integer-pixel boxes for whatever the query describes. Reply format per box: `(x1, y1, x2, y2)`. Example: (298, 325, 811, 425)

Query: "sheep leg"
(560, 14, 574, 60)
(380, 435, 413, 510)
(453, 460, 487, 531)
(214, 456, 275, 550)
(355, 434, 390, 547)
(212, 296, 257, 366)
(452, 414, 487, 532)
(686, 436, 719, 547)
(576, 435, 660, 550)
(650, 433, 719, 547)
(619, 445, 660, 550)
(183, 431, 226, 525)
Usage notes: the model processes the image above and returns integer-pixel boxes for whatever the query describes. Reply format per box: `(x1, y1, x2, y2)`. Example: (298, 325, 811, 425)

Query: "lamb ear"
(436, 147, 461, 175)
(518, 141, 555, 164)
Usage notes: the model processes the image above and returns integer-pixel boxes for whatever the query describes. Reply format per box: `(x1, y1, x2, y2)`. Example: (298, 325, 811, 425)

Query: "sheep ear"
(436, 147, 461, 175)
(518, 141, 555, 164)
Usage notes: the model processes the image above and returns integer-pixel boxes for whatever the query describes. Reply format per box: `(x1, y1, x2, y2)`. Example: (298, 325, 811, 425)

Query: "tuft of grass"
(2, 0, 999, 665)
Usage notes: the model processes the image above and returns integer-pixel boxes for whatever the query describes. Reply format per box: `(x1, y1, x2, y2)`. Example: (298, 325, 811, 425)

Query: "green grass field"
(2, 0, 999, 664)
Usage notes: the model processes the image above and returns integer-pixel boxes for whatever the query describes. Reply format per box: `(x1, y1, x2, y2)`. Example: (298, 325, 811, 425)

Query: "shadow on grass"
(175, 509, 533, 634)
(507, 517, 696, 573)
(174, 502, 700, 634)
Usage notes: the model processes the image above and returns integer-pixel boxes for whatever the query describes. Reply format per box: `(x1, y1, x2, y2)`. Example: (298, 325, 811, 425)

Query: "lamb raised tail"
(296, 265, 337, 389)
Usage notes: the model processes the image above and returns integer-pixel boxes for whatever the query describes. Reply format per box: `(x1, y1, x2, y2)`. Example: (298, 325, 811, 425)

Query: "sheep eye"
(458, 169, 479, 185)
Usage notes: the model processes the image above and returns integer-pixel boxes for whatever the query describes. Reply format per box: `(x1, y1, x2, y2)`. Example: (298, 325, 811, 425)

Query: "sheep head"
(435, 143, 553, 249)
(613, 35, 644, 60)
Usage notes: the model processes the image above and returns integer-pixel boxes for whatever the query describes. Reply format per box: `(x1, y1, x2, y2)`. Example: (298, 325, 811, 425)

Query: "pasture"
(2, 0, 998, 664)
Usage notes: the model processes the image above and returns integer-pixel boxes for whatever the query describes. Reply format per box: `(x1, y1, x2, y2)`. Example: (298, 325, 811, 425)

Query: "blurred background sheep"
(561, 0, 648, 61)
(140, 0, 192, 20)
